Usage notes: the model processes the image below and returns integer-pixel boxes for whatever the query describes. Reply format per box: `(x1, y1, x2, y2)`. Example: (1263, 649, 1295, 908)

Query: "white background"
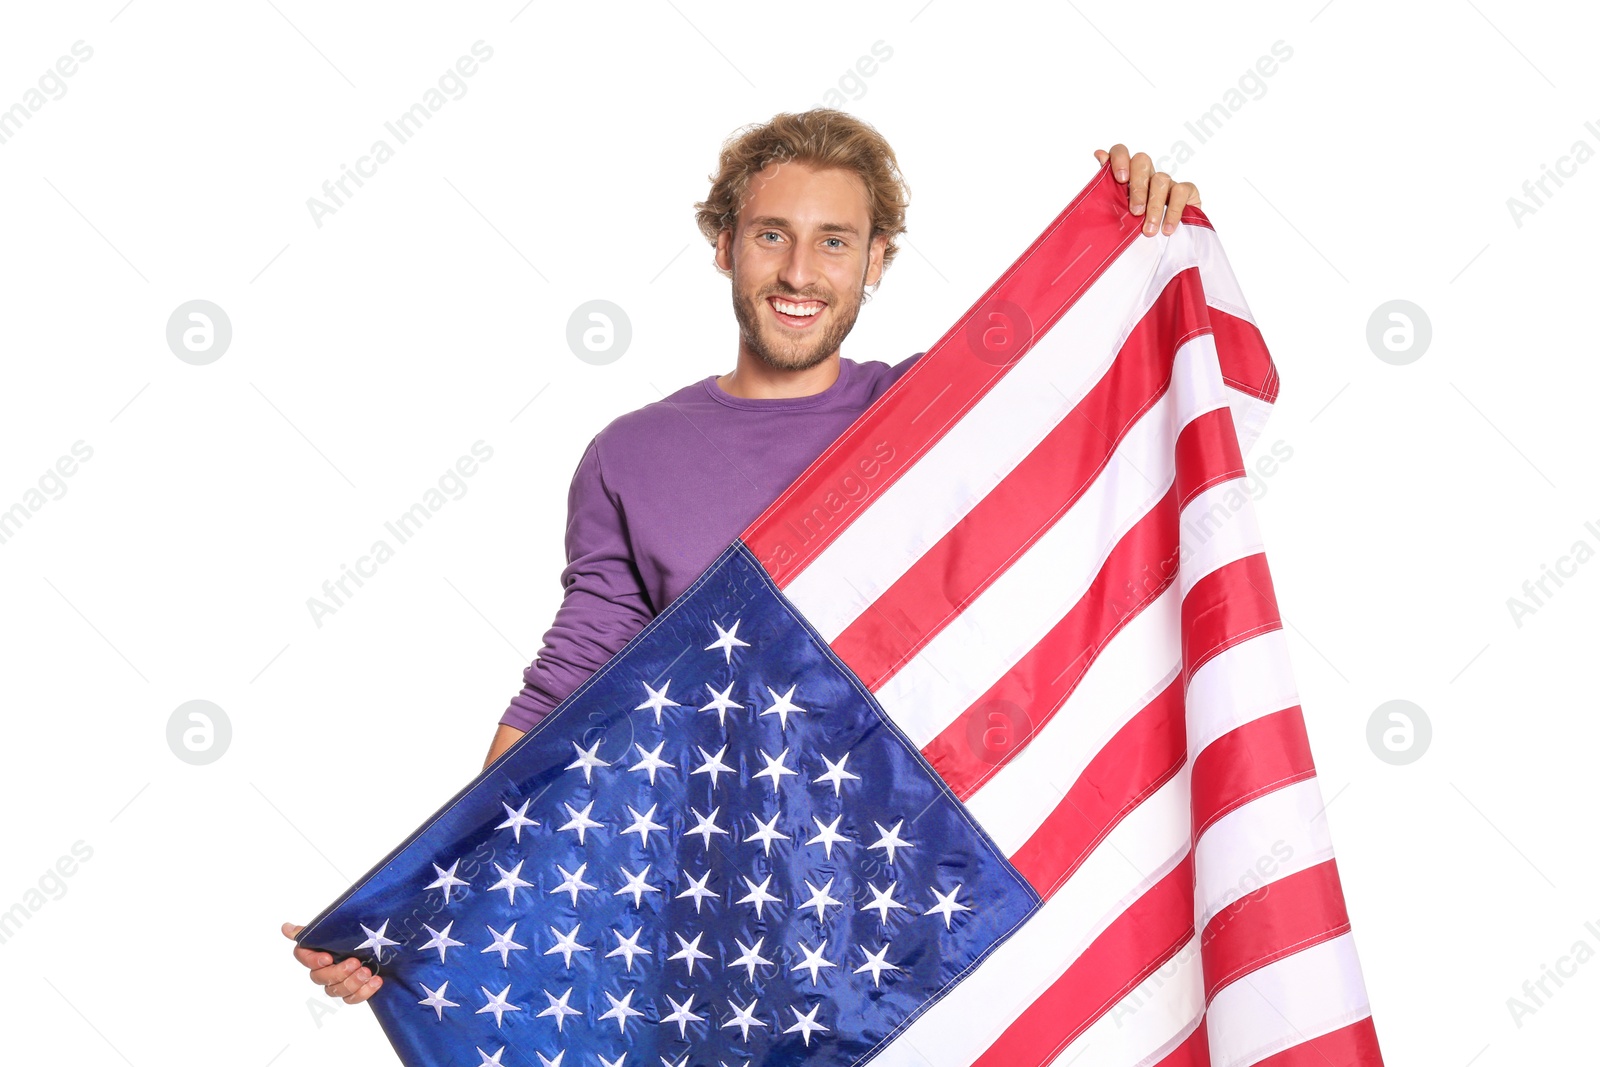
(1, 1, 1595, 1064)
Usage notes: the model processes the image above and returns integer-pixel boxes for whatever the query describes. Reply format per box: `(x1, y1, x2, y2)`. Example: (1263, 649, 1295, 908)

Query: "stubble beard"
(730, 263, 868, 373)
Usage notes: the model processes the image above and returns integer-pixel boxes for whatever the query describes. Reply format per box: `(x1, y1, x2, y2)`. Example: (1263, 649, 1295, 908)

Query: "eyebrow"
(745, 215, 861, 237)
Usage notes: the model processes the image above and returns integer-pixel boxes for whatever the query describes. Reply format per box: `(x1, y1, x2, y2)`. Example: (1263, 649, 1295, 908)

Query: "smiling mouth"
(767, 295, 827, 329)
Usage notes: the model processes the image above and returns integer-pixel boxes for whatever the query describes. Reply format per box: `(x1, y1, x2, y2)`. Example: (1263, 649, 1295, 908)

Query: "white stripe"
(1207, 933, 1372, 1067)
(784, 232, 1189, 639)
(869, 332, 1229, 747)
(1184, 630, 1299, 763)
(1048, 936, 1205, 1067)
(964, 585, 1179, 857)
(1226, 386, 1274, 459)
(1190, 225, 1256, 326)
(1177, 477, 1265, 601)
(1193, 777, 1334, 931)
(875, 771, 1192, 1067)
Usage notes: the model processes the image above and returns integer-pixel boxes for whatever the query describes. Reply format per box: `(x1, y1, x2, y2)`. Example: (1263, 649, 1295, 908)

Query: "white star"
(557, 800, 604, 845)
(790, 939, 836, 985)
(535, 1053, 564, 1067)
(737, 874, 780, 920)
(806, 814, 849, 859)
(722, 998, 767, 1042)
(668, 931, 713, 976)
(598, 1054, 627, 1067)
(691, 744, 735, 790)
(699, 681, 743, 727)
(659, 993, 704, 1038)
(796, 877, 842, 922)
(660, 1058, 687, 1067)
(676, 868, 717, 912)
(629, 740, 672, 785)
(855, 942, 901, 987)
(606, 927, 652, 971)
(549, 862, 597, 905)
(565, 738, 611, 784)
(427, 859, 470, 901)
(355, 920, 401, 963)
(634, 679, 681, 724)
(598, 988, 645, 1034)
(783, 1003, 829, 1046)
(683, 807, 729, 851)
(705, 619, 751, 663)
(614, 864, 661, 908)
(488, 860, 535, 904)
(418, 921, 463, 963)
(728, 936, 774, 980)
(537, 987, 582, 1032)
(480, 923, 527, 967)
(495, 800, 539, 844)
(759, 684, 807, 728)
(745, 812, 790, 855)
(925, 884, 972, 929)
(752, 748, 798, 791)
(475, 984, 521, 1028)
(812, 751, 861, 797)
(474, 1046, 506, 1066)
(868, 819, 914, 864)
(544, 923, 592, 967)
(418, 980, 458, 1020)
(620, 803, 667, 846)
(860, 881, 908, 924)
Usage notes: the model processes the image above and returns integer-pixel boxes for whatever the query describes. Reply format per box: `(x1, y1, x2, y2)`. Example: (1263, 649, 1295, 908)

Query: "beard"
(730, 263, 868, 373)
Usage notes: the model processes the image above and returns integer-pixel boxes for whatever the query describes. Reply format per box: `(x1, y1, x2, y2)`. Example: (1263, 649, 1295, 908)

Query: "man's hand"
(282, 921, 384, 1005)
(1093, 145, 1201, 237)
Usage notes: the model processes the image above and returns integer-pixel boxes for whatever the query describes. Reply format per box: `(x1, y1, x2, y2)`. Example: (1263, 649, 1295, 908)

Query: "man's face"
(716, 160, 887, 372)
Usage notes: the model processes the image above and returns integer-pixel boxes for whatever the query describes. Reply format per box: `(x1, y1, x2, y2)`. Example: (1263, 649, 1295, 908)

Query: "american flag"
(298, 161, 1383, 1067)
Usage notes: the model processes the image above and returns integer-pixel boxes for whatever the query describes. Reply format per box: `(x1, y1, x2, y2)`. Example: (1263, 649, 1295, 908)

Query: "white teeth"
(773, 300, 823, 316)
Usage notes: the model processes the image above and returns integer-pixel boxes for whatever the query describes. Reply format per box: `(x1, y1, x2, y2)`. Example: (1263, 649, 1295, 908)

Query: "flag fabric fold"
(298, 161, 1383, 1067)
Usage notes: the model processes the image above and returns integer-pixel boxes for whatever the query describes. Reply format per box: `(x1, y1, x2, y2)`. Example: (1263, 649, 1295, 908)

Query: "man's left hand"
(1093, 145, 1201, 237)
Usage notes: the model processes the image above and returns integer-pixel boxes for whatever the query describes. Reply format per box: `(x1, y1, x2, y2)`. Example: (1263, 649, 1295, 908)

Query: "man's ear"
(864, 232, 889, 289)
(714, 227, 734, 276)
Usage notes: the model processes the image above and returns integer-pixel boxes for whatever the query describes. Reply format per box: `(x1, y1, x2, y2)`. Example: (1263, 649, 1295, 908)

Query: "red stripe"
(972, 854, 1195, 1067)
(1153, 1016, 1212, 1067)
(1212, 307, 1278, 404)
(917, 409, 1253, 797)
(1200, 859, 1351, 1004)
(1010, 677, 1186, 895)
(921, 487, 1179, 798)
(829, 272, 1211, 688)
(741, 163, 1147, 588)
(1175, 407, 1245, 512)
(1191, 706, 1314, 840)
(1250, 1016, 1383, 1067)
(1181, 553, 1280, 684)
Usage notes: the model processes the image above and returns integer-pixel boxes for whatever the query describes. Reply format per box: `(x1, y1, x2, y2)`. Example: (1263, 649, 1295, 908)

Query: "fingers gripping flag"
(298, 162, 1384, 1067)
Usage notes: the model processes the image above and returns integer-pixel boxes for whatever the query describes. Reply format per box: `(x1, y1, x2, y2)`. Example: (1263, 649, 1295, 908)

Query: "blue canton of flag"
(298, 543, 1042, 1067)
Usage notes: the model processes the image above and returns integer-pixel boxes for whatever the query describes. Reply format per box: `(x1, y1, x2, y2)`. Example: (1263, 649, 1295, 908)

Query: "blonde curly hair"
(694, 109, 910, 283)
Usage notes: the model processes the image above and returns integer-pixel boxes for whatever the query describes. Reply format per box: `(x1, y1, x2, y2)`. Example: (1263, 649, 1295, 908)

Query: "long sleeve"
(500, 436, 655, 731)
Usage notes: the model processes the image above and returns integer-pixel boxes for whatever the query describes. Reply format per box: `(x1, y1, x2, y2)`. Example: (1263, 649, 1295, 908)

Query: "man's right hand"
(282, 921, 384, 1004)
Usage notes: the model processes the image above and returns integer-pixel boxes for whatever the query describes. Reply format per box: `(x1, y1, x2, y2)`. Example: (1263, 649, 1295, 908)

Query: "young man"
(283, 109, 1200, 1005)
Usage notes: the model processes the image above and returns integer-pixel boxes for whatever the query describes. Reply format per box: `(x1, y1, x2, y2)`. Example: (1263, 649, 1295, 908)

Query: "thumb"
(281, 922, 304, 940)
(1093, 149, 1109, 164)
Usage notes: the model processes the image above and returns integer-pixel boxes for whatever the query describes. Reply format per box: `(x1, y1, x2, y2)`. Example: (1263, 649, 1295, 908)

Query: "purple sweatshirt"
(500, 353, 922, 732)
